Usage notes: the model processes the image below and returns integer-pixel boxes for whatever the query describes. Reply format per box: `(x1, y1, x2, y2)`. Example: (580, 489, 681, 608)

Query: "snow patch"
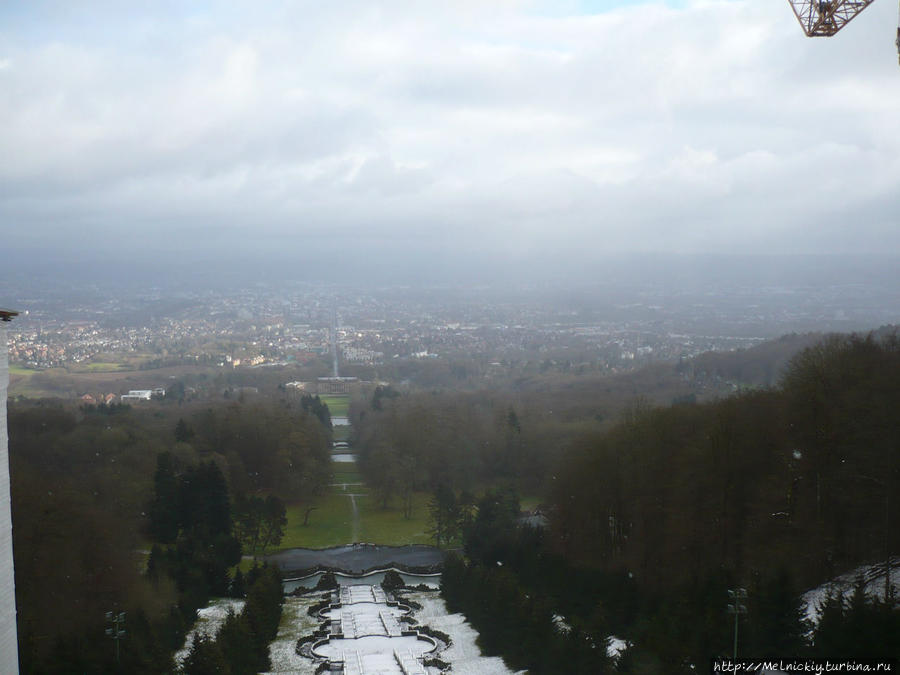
(264, 595, 324, 674)
(801, 557, 899, 628)
(607, 636, 630, 659)
(405, 591, 524, 675)
(551, 613, 571, 634)
(174, 597, 245, 666)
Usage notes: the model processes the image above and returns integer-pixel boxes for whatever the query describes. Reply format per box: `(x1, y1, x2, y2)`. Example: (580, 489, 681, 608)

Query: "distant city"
(5, 268, 898, 388)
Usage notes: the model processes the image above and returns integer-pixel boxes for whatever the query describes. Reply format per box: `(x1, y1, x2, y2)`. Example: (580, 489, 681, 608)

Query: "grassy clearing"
(237, 557, 258, 572)
(6, 365, 53, 398)
(9, 382, 62, 399)
(80, 362, 128, 373)
(357, 492, 432, 546)
(8, 367, 42, 398)
(320, 395, 349, 417)
(331, 468, 363, 485)
(332, 425, 351, 442)
(277, 487, 433, 551)
(280, 493, 354, 550)
(330, 483, 369, 497)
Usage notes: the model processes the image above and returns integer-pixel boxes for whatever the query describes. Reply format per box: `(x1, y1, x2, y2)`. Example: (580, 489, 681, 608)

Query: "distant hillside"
(687, 326, 900, 388)
(688, 332, 826, 387)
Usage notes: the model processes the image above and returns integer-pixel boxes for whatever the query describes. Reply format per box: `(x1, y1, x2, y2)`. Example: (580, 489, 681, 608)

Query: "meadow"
(319, 394, 350, 417)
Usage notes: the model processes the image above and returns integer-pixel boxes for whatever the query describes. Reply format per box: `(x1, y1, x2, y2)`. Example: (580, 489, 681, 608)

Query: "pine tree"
(216, 611, 257, 675)
(149, 452, 180, 543)
(812, 589, 846, 656)
(230, 568, 245, 598)
(181, 632, 229, 675)
(750, 568, 809, 655)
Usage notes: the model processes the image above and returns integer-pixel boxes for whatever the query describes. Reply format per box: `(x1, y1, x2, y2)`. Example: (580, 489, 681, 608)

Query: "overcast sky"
(1, 0, 899, 282)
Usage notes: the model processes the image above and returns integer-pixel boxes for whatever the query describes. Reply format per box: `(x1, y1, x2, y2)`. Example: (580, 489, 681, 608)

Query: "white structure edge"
(0, 323, 20, 673)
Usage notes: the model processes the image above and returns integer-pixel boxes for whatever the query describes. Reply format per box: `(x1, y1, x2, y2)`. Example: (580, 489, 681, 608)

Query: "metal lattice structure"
(787, 0, 878, 36)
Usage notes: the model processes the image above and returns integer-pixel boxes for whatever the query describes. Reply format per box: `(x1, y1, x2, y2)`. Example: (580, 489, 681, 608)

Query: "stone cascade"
(308, 584, 436, 674)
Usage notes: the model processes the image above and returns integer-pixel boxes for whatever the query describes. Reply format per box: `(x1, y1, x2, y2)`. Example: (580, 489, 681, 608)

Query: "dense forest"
(366, 331, 900, 667)
(355, 332, 898, 589)
(553, 332, 899, 590)
(9, 395, 331, 672)
(349, 330, 848, 507)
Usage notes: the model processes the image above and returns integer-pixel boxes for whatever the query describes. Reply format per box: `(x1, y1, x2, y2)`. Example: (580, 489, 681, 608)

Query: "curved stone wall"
(303, 584, 437, 674)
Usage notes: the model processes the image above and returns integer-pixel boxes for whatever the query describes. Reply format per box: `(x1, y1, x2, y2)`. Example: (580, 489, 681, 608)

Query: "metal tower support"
(787, 0, 877, 36)
(896, 0, 900, 63)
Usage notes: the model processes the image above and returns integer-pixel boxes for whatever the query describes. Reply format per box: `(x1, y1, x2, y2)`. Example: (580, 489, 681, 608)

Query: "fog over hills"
(3, 250, 899, 294)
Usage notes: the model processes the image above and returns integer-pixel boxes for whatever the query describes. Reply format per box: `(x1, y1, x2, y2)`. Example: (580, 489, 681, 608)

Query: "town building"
(120, 389, 153, 402)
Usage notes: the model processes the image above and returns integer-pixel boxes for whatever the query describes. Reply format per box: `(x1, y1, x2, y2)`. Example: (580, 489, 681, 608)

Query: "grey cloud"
(1, 0, 899, 275)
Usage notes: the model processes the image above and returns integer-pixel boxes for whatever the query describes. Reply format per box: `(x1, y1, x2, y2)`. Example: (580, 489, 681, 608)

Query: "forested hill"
(351, 329, 895, 503)
(351, 329, 897, 596)
(435, 330, 899, 670)
(468, 329, 852, 425)
(687, 331, 825, 387)
(552, 331, 899, 594)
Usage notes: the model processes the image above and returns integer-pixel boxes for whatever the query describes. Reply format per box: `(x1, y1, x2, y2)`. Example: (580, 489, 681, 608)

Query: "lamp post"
(727, 588, 748, 659)
(105, 611, 126, 663)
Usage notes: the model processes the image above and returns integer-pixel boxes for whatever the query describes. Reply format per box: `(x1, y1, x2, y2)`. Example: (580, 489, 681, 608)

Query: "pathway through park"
(348, 493, 361, 543)
(330, 406, 366, 545)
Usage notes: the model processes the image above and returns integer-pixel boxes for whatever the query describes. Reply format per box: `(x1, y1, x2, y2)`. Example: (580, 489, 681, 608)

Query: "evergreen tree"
(216, 611, 257, 675)
(748, 568, 809, 656)
(427, 483, 460, 547)
(181, 632, 229, 675)
(175, 417, 194, 442)
(811, 590, 847, 656)
(229, 569, 245, 598)
(149, 452, 180, 543)
(179, 461, 232, 539)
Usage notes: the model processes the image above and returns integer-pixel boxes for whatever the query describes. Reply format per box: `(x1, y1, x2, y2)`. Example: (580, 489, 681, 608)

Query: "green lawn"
(280, 493, 355, 549)
(320, 395, 350, 417)
(276, 488, 434, 551)
(331, 468, 363, 485)
(7, 370, 61, 399)
(237, 557, 259, 572)
(273, 468, 540, 552)
(332, 425, 351, 442)
(81, 361, 128, 373)
(357, 492, 432, 546)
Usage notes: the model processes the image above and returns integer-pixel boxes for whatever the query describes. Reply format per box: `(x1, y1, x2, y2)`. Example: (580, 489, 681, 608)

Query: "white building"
(1, 309, 20, 673)
(120, 389, 153, 402)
